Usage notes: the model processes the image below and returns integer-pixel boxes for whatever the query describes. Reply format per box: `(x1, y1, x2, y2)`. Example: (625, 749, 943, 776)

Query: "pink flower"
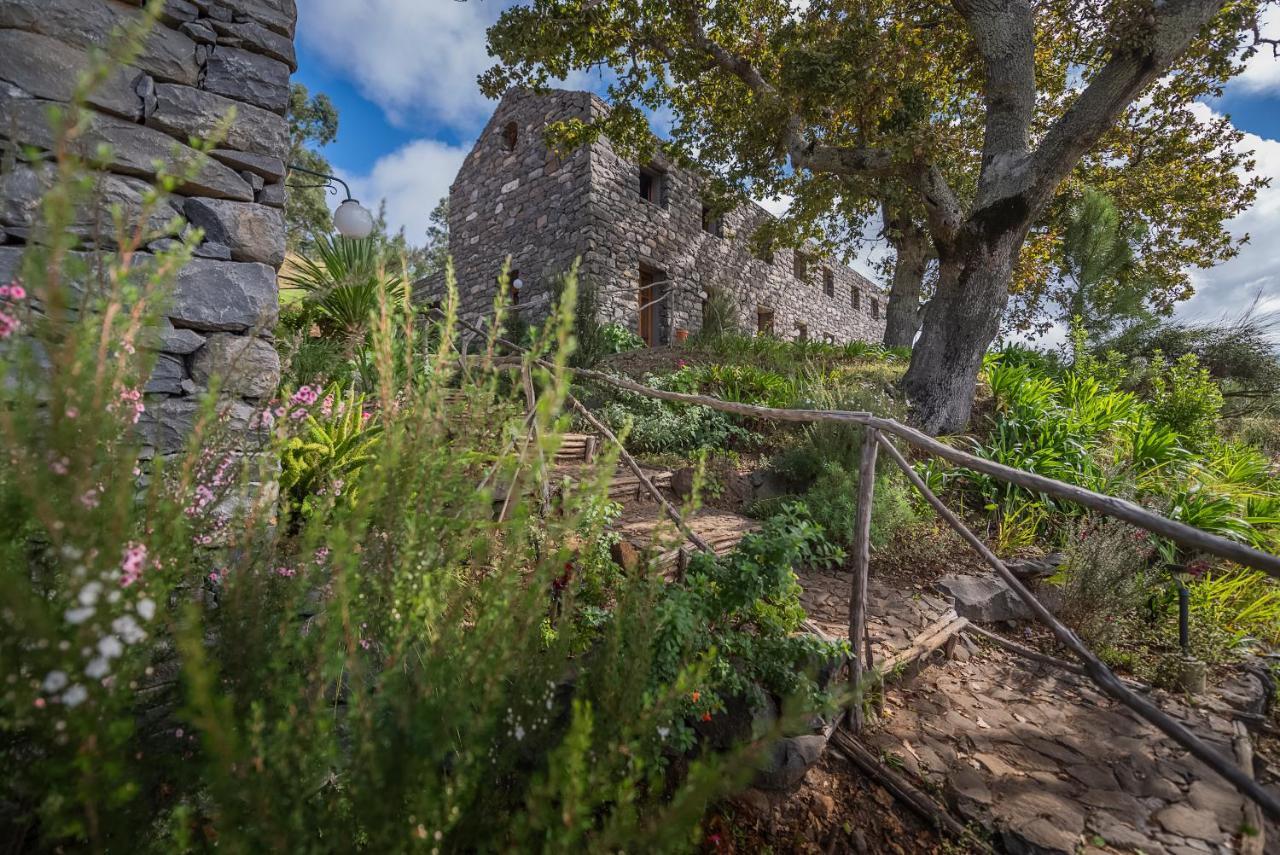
(65, 407, 78, 419)
(275, 565, 296, 578)
(314, 546, 330, 565)
(80, 488, 100, 509)
(111, 388, 144, 424)
(320, 394, 334, 418)
(0, 311, 20, 339)
(9, 285, 24, 300)
(291, 385, 319, 407)
(120, 542, 148, 587)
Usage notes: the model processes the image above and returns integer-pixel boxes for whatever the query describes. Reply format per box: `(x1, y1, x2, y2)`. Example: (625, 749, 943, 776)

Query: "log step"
(875, 610, 969, 678)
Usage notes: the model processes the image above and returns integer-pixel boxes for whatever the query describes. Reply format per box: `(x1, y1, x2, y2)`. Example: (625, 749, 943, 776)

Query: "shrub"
(694, 287, 739, 340)
(1146, 351, 1224, 451)
(587, 373, 759, 454)
(278, 383, 382, 521)
(1051, 516, 1156, 650)
(280, 233, 406, 348)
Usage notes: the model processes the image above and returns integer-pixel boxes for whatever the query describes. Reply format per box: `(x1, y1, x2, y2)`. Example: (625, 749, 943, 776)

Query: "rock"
(258, 182, 286, 208)
(0, 0, 200, 86)
(947, 766, 993, 811)
(1006, 553, 1063, 582)
(0, 98, 254, 202)
(610, 539, 642, 572)
(671, 466, 695, 499)
(0, 163, 183, 245)
(169, 258, 278, 332)
(1153, 804, 1221, 840)
(753, 734, 826, 791)
(192, 0, 296, 38)
(241, 171, 266, 194)
(1217, 670, 1268, 717)
(183, 198, 285, 266)
(749, 468, 791, 502)
(145, 353, 186, 394)
(1186, 778, 1245, 833)
(149, 83, 288, 158)
(190, 334, 280, 398)
(208, 149, 286, 182)
(937, 573, 1035, 623)
(179, 19, 218, 43)
(207, 18, 297, 69)
(193, 241, 233, 261)
(202, 46, 290, 114)
(137, 396, 259, 453)
(0, 30, 143, 121)
(145, 320, 206, 355)
(811, 791, 835, 821)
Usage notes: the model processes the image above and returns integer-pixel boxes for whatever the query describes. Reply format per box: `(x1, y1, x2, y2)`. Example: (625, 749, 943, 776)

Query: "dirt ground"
(705, 750, 955, 854)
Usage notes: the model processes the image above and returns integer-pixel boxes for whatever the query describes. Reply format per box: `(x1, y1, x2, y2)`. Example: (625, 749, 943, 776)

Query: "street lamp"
(286, 164, 375, 239)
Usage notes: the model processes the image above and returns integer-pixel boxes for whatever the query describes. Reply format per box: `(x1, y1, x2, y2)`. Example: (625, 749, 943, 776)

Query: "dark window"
(501, 121, 518, 152)
(638, 165, 666, 207)
(756, 238, 775, 264)
(793, 251, 808, 281)
(871, 298, 880, 320)
(499, 269, 521, 304)
(796, 322, 808, 341)
(851, 287, 861, 310)
(823, 268, 834, 297)
(756, 306, 775, 336)
(701, 204, 724, 238)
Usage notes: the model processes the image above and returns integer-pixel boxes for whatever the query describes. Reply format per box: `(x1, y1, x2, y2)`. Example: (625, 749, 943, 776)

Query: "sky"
(292, 0, 1280, 332)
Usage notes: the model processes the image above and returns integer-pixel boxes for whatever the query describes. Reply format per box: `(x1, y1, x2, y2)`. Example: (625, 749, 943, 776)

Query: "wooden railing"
(432, 309, 1280, 824)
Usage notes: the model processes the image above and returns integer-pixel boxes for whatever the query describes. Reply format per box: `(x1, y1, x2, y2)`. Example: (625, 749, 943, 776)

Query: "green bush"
(587, 373, 759, 454)
(1051, 516, 1156, 650)
(1146, 351, 1224, 451)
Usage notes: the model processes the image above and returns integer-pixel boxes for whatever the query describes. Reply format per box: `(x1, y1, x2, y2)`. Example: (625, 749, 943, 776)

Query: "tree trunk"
(901, 231, 1020, 434)
(882, 220, 930, 349)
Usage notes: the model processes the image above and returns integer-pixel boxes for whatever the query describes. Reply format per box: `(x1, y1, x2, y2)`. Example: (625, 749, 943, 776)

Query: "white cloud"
(332, 139, 469, 241)
(1173, 103, 1280, 329)
(1232, 5, 1280, 94)
(755, 194, 793, 217)
(296, 0, 511, 132)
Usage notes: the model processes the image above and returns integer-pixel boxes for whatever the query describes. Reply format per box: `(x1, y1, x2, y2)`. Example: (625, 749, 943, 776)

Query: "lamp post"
(286, 164, 375, 239)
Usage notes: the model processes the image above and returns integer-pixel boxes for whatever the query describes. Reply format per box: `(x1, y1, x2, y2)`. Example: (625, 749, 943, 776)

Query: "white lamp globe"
(334, 199, 374, 239)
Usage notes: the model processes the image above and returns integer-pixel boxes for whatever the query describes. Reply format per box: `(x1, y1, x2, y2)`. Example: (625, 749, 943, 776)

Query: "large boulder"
(184, 198, 285, 266)
(0, 30, 144, 121)
(0, 97, 254, 202)
(148, 84, 288, 157)
(137, 396, 259, 453)
(753, 734, 827, 791)
(202, 46, 290, 114)
(169, 258, 278, 332)
(0, 0, 200, 86)
(936, 573, 1036, 624)
(190, 333, 280, 398)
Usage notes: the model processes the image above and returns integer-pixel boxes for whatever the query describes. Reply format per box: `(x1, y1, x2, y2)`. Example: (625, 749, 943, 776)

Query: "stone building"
(424, 88, 886, 346)
(0, 0, 294, 452)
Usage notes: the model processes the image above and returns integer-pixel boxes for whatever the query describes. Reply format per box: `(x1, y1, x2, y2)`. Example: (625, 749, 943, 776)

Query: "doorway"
(638, 267, 667, 347)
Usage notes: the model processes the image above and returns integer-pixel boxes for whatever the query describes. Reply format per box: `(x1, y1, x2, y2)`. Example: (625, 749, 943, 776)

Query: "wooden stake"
(876, 431, 1280, 823)
(1233, 720, 1266, 855)
(847, 428, 879, 731)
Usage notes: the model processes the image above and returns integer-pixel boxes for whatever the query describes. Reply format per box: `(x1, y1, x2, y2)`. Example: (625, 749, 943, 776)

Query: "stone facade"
(0, 0, 295, 452)
(424, 89, 886, 345)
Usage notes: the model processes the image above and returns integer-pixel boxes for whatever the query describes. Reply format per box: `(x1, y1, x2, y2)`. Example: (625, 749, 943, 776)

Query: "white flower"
(61, 684, 88, 707)
(110, 615, 145, 644)
(657, 726, 670, 740)
(64, 606, 94, 625)
(85, 657, 110, 679)
(78, 582, 102, 606)
(136, 598, 156, 621)
(42, 670, 68, 693)
(513, 725, 525, 741)
(97, 635, 124, 659)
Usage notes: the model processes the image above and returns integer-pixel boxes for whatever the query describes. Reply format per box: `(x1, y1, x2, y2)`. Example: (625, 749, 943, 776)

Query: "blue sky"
(292, 0, 1280, 327)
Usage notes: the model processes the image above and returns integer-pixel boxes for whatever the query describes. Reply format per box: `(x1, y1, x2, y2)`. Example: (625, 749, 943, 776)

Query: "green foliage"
(556, 275, 641, 367)
(1146, 351, 1225, 451)
(279, 385, 382, 520)
(1054, 187, 1151, 338)
(695, 288, 739, 340)
(1187, 569, 1280, 651)
(1051, 517, 1156, 650)
(663, 363, 799, 409)
(600, 322, 645, 354)
(281, 234, 406, 346)
(587, 373, 758, 454)
(651, 505, 849, 747)
(0, 70, 785, 851)
(285, 82, 340, 252)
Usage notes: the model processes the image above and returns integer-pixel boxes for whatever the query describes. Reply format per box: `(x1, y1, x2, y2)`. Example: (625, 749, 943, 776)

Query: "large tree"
(285, 83, 340, 253)
(484, 0, 1270, 432)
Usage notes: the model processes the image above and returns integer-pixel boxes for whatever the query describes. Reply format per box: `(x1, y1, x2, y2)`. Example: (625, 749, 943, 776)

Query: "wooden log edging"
(875, 432, 1280, 823)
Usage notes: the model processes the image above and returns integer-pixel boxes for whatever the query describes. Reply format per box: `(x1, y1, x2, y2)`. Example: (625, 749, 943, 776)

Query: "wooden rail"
(428, 309, 1280, 823)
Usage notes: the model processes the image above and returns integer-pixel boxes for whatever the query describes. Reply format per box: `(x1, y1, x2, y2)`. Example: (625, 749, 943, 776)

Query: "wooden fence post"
(848, 427, 879, 731)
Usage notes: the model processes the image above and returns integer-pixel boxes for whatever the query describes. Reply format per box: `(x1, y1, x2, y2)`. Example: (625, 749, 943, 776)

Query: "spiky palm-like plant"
(282, 235, 405, 350)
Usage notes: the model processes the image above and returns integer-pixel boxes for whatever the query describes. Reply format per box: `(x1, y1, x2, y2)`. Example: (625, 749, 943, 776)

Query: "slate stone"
(937, 573, 1035, 623)
(149, 83, 288, 157)
(209, 149, 286, 181)
(257, 182, 286, 208)
(145, 353, 186, 394)
(202, 46, 290, 114)
(0, 30, 143, 121)
(0, 96, 254, 202)
(214, 0, 297, 38)
(0, 163, 183, 245)
(193, 241, 233, 261)
(169, 258, 278, 332)
(137, 396, 258, 453)
(0, 0, 200, 86)
(179, 20, 218, 44)
(144, 318, 206, 355)
(191, 333, 280, 398)
(208, 18, 297, 69)
(1154, 804, 1222, 840)
(241, 171, 266, 194)
(753, 734, 826, 791)
(184, 198, 285, 266)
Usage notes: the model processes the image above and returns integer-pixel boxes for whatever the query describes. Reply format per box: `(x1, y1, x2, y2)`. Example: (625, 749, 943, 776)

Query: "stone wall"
(0, 0, 295, 454)
(426, 88, 887, 346)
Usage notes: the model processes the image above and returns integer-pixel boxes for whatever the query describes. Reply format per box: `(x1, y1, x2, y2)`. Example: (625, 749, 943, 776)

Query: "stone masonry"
(421, 89, 887, 346)
(0, 0, 294, 453)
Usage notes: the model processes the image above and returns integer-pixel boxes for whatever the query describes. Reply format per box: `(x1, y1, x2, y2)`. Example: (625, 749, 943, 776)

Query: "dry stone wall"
(0, 0, 295, 454)
(427, 88, 887, 346)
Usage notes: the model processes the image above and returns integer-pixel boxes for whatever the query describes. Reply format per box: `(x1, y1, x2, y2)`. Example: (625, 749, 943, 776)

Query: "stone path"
(865, 643, 1277, 854)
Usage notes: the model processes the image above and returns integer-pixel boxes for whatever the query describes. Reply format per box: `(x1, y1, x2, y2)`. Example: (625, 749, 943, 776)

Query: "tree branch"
(1025, 0, 1228, 212)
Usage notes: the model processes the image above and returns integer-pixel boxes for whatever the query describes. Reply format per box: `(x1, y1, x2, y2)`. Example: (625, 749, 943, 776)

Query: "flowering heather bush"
(0, 33, 819, 851)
